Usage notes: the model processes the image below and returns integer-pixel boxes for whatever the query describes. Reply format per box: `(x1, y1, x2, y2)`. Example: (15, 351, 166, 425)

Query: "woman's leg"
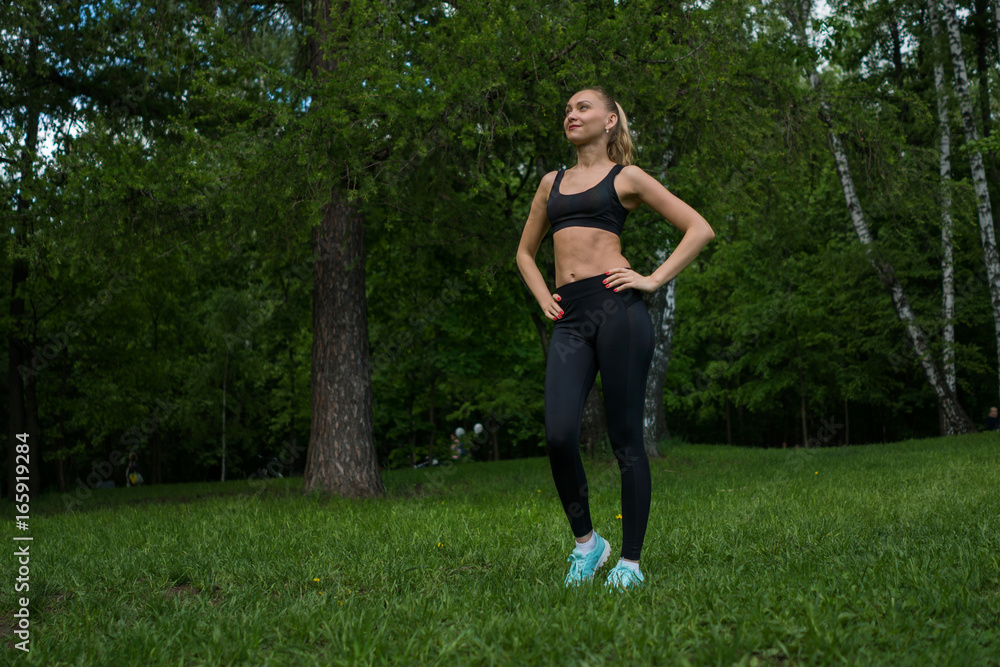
(595, 293, 655, 562)
(544, 321, 600, 540)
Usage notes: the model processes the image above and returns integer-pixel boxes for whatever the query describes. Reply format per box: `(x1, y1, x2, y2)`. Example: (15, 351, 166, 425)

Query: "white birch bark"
(785, 2, 976, 432)
(643, 244, 676, 456)
(996, 0, 1000, 67)
(942, 0, 1000, 406)
(930, 2, 957, 432)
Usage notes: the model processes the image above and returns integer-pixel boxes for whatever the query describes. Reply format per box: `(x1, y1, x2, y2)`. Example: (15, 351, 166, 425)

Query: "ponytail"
(580, 85, 635, 166)
(607, 99, 635, 166)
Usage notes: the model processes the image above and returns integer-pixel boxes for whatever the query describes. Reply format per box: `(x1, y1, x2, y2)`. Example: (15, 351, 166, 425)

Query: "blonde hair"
(577, 86, 635, 166)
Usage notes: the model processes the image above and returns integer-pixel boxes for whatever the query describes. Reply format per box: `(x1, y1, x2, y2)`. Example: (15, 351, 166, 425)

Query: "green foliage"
(3, 0, 1000, 492)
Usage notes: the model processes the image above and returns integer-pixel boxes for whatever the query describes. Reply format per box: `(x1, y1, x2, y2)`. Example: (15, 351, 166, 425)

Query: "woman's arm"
(619, 165, 715, 291)
(515, 171, 564, 321)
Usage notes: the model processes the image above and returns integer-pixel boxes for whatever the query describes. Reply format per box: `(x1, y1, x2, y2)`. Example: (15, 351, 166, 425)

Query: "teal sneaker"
(563, 533, 612, 587)
(604, 560, 645, 591)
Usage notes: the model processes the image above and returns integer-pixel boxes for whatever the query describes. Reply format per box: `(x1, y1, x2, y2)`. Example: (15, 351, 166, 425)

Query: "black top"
(547, 164, 629, 237)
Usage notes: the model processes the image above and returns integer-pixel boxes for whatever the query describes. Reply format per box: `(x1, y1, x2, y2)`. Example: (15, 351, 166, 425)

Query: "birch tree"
(941, 0, 1000, 405)
(782, 0, 976, 432)
(929, 1, 958, 432)
(643, 244, 677, 457)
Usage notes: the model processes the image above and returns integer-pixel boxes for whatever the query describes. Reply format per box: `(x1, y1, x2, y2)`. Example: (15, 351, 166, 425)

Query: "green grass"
(3, 433, 999, 665)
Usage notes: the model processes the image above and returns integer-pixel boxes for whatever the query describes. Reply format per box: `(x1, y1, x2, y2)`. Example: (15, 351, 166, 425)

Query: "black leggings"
(544, 272, 655, 561)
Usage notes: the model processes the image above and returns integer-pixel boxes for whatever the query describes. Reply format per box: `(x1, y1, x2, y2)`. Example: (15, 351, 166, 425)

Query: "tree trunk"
(427, 370, 436, 462)
(786, 4, 977, 433)
(221, 347, 228, 482)
(527, 288, 550, 359)
(793, 326, 808, 446)
(581, 383, 607, 458)
(407, 377, 416, 467)
(642, 245, 676, 457)
(996, 0, 1000, 65)
(974, 0, 993, 142)
(303, 193, 383, 497)
(843, 398, 850, 446)
(289, 342, 297, 468)
(303, 0, 383, 497)
(930, 1, 958, 434)
(58, 348, 68, 492)
(942, 0, 1000, 406)
(724, 384, 732, 446)
(888, 15, 904, 86)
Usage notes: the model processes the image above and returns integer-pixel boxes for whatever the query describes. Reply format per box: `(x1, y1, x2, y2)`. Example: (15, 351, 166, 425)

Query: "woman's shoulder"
(540, 169, 561, 184)
(535, 169, 561, 199)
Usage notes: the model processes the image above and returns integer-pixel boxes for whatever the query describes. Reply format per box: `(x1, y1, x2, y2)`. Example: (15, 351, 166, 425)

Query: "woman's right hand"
(544, 294, 564, 321)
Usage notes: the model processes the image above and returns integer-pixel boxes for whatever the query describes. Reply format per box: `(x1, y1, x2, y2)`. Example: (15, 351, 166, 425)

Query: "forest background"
(2, 0, 998, 499)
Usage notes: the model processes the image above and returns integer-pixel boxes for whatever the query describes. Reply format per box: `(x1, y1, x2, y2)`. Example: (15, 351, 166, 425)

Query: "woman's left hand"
(603, 268, 658, 294)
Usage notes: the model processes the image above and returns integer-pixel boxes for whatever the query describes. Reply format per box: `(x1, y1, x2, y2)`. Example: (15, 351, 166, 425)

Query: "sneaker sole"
(592, 540, 611, 575)
(565, 538, 613, 587)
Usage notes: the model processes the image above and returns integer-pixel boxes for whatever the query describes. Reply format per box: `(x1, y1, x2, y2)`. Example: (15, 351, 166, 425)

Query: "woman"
(515, 86, 715, 591)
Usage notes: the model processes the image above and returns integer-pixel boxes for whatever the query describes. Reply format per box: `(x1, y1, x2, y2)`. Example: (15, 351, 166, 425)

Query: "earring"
(605, 129, 609, 133)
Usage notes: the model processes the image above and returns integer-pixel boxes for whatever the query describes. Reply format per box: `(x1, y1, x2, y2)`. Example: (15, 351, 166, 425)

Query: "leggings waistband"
(556, 272, 640, 305)
(556, 273, 614, 299)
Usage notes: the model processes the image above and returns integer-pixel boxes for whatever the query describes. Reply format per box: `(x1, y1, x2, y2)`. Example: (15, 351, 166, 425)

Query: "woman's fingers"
(551, 294, 564, 320)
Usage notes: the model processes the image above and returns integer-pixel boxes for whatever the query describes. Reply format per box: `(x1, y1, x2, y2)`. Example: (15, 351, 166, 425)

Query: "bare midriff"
(553, 227, 632, 290)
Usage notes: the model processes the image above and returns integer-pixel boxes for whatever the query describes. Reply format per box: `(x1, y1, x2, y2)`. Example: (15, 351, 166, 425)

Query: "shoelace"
(566, 551, 587, 579)
(608, 565, 640, 588)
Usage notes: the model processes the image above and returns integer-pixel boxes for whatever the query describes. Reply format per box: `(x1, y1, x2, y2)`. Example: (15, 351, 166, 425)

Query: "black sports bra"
(547, 164, 630, 237)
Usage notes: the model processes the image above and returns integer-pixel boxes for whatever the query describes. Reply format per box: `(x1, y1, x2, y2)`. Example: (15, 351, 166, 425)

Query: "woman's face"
(563, 90, 614, 146)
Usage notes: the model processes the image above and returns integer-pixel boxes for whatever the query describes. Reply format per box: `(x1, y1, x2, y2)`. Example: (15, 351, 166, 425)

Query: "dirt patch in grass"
(164, 583, 224, 606)
(165, 583, 201, 598)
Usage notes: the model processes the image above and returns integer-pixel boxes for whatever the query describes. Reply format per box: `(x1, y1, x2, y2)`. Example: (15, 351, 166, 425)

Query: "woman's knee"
(545, 424, 580, 454)
(612, 443, 648, 473)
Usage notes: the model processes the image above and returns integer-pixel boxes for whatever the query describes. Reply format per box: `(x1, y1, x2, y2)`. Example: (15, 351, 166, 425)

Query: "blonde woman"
(516, 86, 715, 590)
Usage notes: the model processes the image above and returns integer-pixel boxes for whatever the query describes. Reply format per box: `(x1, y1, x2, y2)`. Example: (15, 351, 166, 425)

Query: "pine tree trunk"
(643, 245, 676, 457)
(303, 0, 384, 497)
(786, 4, 977, 433)
(930, 1, 958, 433)
(303, 192, 383, 496)
(942, 0, 1000, 405)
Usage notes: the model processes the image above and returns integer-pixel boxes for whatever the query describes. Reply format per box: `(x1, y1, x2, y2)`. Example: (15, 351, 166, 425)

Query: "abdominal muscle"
(553, 227, 632, 290)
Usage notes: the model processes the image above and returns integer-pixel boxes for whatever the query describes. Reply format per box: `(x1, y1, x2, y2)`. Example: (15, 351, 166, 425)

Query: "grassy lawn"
(2, 433, 998, 665)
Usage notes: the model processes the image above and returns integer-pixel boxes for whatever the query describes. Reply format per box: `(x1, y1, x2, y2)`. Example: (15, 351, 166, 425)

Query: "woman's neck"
(574, 142, 612, 170)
